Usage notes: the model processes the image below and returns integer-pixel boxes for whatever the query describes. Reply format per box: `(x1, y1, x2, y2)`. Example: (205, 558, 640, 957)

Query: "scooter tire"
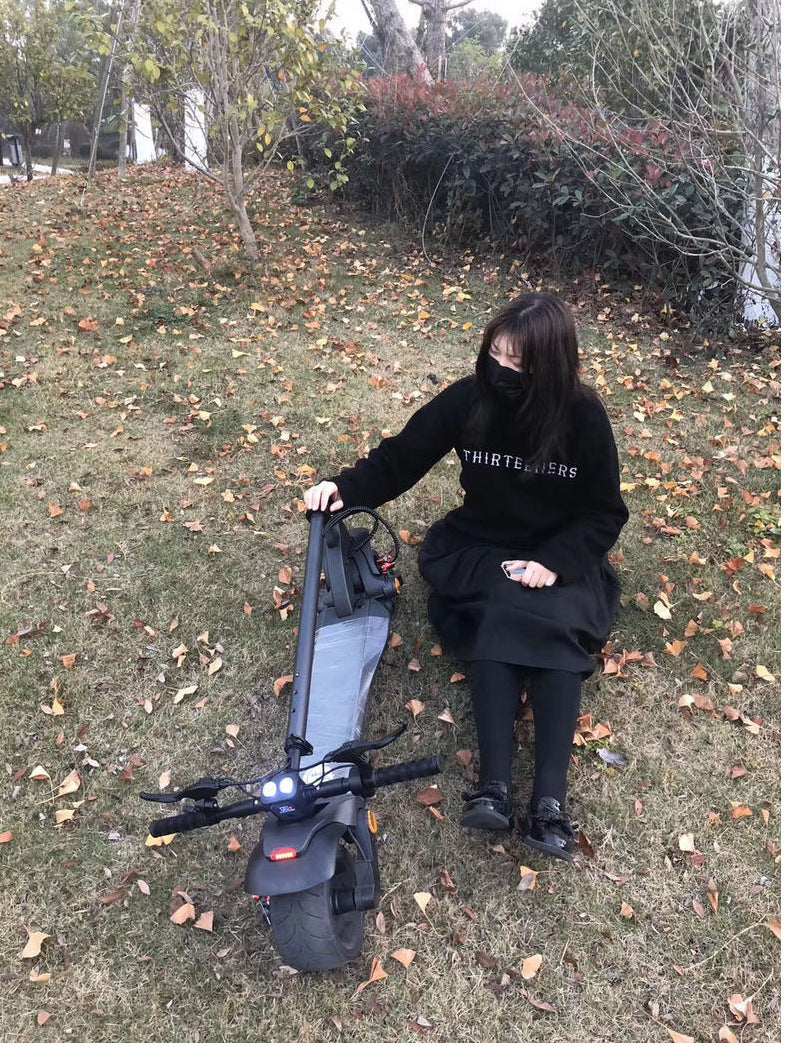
(267, 844, 364, 972)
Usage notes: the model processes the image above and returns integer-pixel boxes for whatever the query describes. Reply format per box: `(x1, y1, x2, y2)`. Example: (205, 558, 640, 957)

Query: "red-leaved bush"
(303, 74, 741, 310)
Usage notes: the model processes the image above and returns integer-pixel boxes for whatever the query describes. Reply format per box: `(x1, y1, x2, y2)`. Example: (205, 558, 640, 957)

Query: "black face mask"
(486, 354, 524, 397)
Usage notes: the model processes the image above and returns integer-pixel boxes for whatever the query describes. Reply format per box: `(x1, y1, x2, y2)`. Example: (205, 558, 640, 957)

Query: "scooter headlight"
(278, 776, 296, 797)
(261, 780, 277, 799)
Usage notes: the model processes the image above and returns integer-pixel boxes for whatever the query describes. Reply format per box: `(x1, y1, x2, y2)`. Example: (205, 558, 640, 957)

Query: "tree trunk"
(22, 127, 34, 181)
(51, 123, 65, 176)
(228, 138, 259, 263)
(409, 0, 472, 79)
(118, 81, 129, 177)
(364, 0, 433, 82)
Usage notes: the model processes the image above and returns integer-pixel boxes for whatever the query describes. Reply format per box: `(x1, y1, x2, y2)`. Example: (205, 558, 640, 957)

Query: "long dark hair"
(466, 292, 583, 465)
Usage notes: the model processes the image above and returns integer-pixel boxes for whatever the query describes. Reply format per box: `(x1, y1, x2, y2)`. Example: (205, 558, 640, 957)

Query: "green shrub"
(305, 75, 743, 313)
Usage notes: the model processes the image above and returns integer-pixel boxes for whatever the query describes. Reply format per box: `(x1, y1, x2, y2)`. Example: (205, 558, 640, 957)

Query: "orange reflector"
(367, 809, 378, 834)
(270, 846, 298, 861)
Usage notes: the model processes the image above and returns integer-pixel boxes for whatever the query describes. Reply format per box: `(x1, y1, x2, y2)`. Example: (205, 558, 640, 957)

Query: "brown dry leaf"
(227, 836, 242, 853)
(54, 809, 75, 824)
(517, 866, 540, 891)
(653, 600, 672, 620)
(56, 768, 80, 797)
(520, 954, 543, 980)
(375, 911, 386, 934)
(273, 675, 293, 697)
(391, 948, 416, 968)
(437, 707, 455, 725)
(416, 786, 444, 806)
(678, 833, 695, 852)
(449, 672, 466, 683)
(665, 639, 687, 657)
(29, 765, 50, 780)
(389, 632, 403, 648)
(527, 997, 558, 1014)
(352, 956, 388, 998)
(137, 879, 151, 896)
(194, 911, 214, 932)
(173, 684, 198, 705)
(731, 804, 753, 820)
(408, 658, 421, 672)
(620, 901, 635, 920)
(691, 664, 709, 681)
(60, 653, 77, 669)
(405, 699, 425, 719)
(278, 567, 293, 585)
(29, 968, 51, 984)
(717, 1027, 738, 1043)
(430, 644, 442, 656)
(21, 931, 50, 959)
(764, 919, 780, 940)
(728, 993, 759, 1025)
(207, 657, 223, 676)
(413, 891, 432, 914)
(667, 1030, 695, 1043)
(170, 902, 196, 925)
(37, 1012, 51, 1027)
(225, 724, 240, 739)
(0, 831, 13, 844)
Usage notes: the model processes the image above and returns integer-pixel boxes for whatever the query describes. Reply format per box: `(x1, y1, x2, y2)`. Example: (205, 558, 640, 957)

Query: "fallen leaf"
(145, 832, 176, 846)
(449, 672, 466, 683)
(731, 804, 753, 820)
(29, 968, 51, 983)
(665, 639, 687, 657)
(691, 664, 709, 681)
(728, 993, 759, 1025)
(413, 891, 432, 914)
(225, 724, 239, 739)
(653, 600, 672, 620)
(415, 786, 444, 806)
(620, 901, 635, 920)
(22, 931, 50, 959)
(527, 996, 557, 1014)
(520, 953, 543, 980)
(227, 836, 242, 853)
(717, 1026, 738, 1043)
(173, 684, 198, 705)
(389, 632, 403, 648)
(391, 948, 416, 968)
(754, 664, 775, 683)
(194, 911, 214, 932)
(137, 879, 151, 896)
(207, 657, 223, 676)
(56, 768, 80, 797)
(763, 919, 780, 940)
(273, 674, 293, 697)
(29, 765, 50, 780)
(352, 956, 388, 998)
(518, 866, 540, 891)
(170, 902, 196, 925)
(405, 699, 425, 719)
(408, 658, 421, 672)
(667, 1030, 695, 1043)
(54, 809, 75, 824)
(0, 831, 13, 844)
(678, 833, 695, 852)
(437, 707, 455, 724)
(37, 1011, 51, 1027)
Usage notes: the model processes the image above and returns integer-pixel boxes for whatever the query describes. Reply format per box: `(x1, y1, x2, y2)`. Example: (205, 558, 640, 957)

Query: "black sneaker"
(460, 780, 513, 831)
(524, 796, 576, 861)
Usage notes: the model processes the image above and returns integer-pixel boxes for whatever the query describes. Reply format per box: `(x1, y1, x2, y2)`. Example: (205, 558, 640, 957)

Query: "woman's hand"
(504, 559, 558, 588)
(303, 480, 344, 513)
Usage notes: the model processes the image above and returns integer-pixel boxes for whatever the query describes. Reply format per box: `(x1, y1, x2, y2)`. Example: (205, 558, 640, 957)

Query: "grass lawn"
(0, 166, 780, 1043)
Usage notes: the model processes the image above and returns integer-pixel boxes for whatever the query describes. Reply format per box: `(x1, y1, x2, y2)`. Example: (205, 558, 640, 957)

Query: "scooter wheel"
(267, 843, 364, 972)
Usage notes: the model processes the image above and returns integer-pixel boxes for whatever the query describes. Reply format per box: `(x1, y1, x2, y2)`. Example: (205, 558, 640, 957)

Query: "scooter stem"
(286, 510, 326, 769)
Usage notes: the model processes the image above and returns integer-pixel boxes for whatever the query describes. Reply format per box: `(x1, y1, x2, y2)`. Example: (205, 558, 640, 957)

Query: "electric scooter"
(141, 507, 442, 972)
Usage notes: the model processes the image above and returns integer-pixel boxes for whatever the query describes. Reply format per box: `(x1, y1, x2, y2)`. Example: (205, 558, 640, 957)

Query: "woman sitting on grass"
(303, 292, 628, 861)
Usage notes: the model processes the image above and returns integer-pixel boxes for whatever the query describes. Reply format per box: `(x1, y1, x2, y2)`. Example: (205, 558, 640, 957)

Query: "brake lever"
(139, 777, 228, 804)
(324, 723, 407, 765)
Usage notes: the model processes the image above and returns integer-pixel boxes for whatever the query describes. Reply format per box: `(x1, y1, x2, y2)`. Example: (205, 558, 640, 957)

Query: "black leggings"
(466, 660, 582, 805)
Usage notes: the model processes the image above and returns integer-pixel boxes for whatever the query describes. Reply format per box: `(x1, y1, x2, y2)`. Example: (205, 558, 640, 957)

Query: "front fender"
(244, 795, 362, 897)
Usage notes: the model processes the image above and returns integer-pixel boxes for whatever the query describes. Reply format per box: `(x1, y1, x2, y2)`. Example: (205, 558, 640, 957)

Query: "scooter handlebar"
(370, 755, 442, 789)
(148, 798, 260, 838)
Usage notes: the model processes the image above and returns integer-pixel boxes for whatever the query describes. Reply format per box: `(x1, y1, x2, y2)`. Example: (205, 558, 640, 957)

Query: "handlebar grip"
(370, 756, 442, 789)
(149, 809, 215, 837)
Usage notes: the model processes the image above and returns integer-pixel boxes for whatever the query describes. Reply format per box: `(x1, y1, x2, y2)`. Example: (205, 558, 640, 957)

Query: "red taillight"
(270, 846, 298, 861)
